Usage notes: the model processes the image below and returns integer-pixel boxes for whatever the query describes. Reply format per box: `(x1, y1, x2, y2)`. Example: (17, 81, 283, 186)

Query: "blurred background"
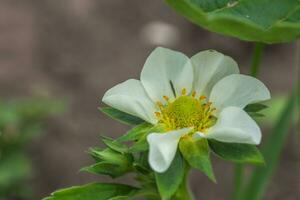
(0, 0, 299, 199)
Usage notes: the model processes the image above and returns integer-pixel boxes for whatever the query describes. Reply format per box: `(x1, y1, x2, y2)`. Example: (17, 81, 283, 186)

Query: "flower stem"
(233, 164, 244, 200)
(297, 40, 300, 135)
(250, 43, 265, 77)
(172, 166, 194, 200)
(233, 42, 266, 200)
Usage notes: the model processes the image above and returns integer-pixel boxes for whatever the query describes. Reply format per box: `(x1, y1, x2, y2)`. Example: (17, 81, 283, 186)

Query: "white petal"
(147, 128, 191, 173)
(141, 47, 193, 102)
(206, 107, 261, 145)
(102, 79, 158, 124)
(191, 50, 239, 97)
(209, 74, 271, 111)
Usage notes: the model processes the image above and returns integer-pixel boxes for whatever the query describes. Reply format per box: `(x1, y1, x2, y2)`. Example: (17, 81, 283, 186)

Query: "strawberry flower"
(102, 47, 270, 173)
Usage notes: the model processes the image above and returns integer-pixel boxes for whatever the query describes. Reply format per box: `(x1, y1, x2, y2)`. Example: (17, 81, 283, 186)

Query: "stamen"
(181, 88, 187, 96)
(163, 95, 169, 101)
(156, 101, 163, 109)
(156, 95, 217, 133)
(199, 95, 206, 100)
(192, 91, 196, 98)
(155, 112, 161, 118)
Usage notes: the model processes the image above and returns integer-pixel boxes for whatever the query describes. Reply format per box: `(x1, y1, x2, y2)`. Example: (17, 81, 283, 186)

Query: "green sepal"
(248, 112, 265, 119)
(84, 148, 134, 177)
(155, 152, 185, 199)
(208, 140, 265, 165)
(128, 124, 165, 153)
(89, 148, 133, 165)
(101, 136, 129, 153)
(118, 123, 153, 142)
(129, 135, 149, 153)
(245, 103, 268, 119)
(179, 136, 216, 182)
(43, 182, 138, 200)
(99, 107, 145, 126)
(81, 161, 132, 178)
(244, 103, 268, 113)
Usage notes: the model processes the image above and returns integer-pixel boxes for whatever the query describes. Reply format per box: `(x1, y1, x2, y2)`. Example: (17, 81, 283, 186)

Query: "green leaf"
(179, 137, 216, 182)
(155, 152, 185, 199)
(241, 93, 297, 200)
(100, 107, 145, 126)
(43, 183, 138, 200)
(244, 103, 268, 113)
(165, 0, 300, 43)
(101, 136, 129, 153)
(118, 123, 153, 142)
(208, 140, 264, 165)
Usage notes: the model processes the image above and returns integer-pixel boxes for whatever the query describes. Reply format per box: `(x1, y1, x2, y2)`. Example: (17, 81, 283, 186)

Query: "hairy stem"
(233, 42, 266, 200)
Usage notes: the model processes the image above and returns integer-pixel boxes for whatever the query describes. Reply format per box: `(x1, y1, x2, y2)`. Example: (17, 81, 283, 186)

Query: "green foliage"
(179, 137, 216, 182)
(165, 0, 300, 43)
(100, 107, 145, 126)
(155, 152, 185, 199)
(209, 140, 265, 165)
(244, 103, 268, 113)
(128, 134, 149, 153)
(72, 131, 160, 200)
(83, 145, 134, 178)
(241, 93, 297, 200)
(0, 153, 31, 195)
(43, 183, 138, 200)
(118, 123, 153, 142)
(245, 103, 268, 119)
(0, 98, 65, 199)
(76, 109, 269, 199)
(101, 136, 129, 153)
(118, 123, 162, 153)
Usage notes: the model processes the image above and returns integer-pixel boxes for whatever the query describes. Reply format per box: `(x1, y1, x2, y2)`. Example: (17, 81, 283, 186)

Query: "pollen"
(155, 94, 217, 133)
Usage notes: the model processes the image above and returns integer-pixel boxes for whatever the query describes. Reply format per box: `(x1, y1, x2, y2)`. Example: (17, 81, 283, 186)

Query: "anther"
(163, 95, 169, 101)
(155, 112, 161, 118)
(199, 95, 206, 100)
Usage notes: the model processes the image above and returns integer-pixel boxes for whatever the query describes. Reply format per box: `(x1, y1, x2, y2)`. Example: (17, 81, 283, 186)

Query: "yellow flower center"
(155, 91, 217, 132)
